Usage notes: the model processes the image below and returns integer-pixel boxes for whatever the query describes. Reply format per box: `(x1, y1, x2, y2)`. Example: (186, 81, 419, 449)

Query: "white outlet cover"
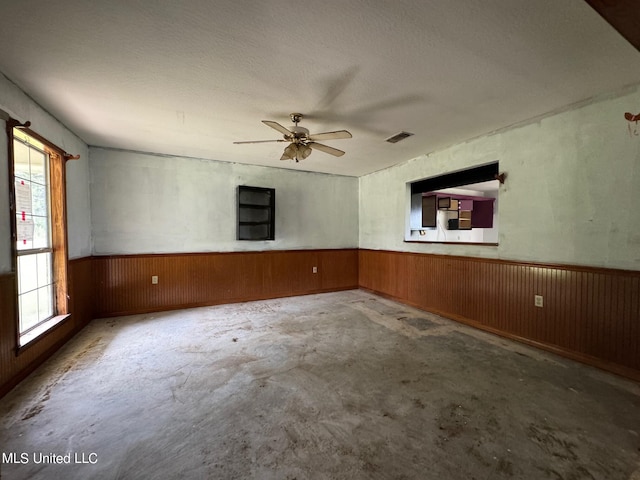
(534, 295, 543, 307)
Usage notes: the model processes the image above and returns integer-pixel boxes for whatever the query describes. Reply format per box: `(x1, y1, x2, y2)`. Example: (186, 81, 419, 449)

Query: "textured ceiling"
(0, 0, 639, 176)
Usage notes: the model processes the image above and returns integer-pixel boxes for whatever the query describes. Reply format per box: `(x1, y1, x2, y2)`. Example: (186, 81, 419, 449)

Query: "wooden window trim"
(6, 118, 76, 352)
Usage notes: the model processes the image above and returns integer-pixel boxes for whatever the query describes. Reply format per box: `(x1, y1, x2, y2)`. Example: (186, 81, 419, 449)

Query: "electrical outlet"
(152, 275, 158, 285)
(534, 295, 543, 307)
(312, 266, 318, 274)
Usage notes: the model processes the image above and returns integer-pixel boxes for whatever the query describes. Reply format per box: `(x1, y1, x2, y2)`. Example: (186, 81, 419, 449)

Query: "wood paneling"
(360, 249, 640, 381)
(5, 248, 637, 393)
(3, 249, 356, 397)
(0, 272, 18, 395)
(0, 258, 94, 398)
(68, 257, 95, 330)
(93, 249, 359, 317)
(585, 0, 640, 52)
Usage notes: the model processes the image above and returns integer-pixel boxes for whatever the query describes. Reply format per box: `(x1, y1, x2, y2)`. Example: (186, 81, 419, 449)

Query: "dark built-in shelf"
(237, 186, 275, 241)
(239, 203, 271, 209)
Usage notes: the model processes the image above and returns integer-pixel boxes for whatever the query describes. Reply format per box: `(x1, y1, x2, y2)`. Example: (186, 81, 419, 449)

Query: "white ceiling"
(0, 0, 639, 177)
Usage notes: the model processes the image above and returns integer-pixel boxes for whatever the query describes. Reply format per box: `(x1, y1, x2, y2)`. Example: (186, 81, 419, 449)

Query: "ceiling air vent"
(385, 131, 414, 144)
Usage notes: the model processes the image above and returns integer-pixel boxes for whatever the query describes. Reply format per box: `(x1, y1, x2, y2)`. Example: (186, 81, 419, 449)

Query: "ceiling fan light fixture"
(237, 113, 352, 162)
(299, 144, 312, 160)
(281, 143, 298, 160)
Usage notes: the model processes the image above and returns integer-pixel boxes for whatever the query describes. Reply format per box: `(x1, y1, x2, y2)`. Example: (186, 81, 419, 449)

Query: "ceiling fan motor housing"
(288, 126, 310, 143)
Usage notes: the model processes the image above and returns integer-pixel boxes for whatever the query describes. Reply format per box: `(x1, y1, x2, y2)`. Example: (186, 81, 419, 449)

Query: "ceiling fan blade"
(308, 130, 352, 141)
(308, 142, 345, 157)
(262, 120, 292, 136)
(233, 139, 286, 144)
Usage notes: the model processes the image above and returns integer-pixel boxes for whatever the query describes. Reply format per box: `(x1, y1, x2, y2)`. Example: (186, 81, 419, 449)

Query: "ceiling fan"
(234, 113, 352, 162)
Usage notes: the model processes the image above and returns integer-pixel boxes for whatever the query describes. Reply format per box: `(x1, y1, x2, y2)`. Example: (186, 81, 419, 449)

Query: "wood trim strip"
(48, 148, 69, 315)
(362, 248, 640, 276)
(584, 0, 640, 52)
(6, 122, 19, 350)
(405, 240, 499, 247)
(93, 248, 357, 261)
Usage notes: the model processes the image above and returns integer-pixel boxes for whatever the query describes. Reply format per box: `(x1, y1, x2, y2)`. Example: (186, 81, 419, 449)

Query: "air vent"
(385, 131, 414, 144)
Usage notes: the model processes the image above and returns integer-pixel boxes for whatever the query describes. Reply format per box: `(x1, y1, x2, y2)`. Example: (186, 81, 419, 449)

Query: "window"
(406, 162, 501, 245)
(8, 122, 69, 347)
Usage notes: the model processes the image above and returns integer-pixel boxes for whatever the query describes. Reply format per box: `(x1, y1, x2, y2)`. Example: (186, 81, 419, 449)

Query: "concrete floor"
(0, 290, 639, 480)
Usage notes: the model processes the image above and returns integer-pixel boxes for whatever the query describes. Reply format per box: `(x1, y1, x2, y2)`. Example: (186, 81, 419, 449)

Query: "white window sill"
(19, 314, 71, 348)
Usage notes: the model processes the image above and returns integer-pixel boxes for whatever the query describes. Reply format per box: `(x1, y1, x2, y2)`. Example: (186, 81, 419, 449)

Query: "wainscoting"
(359, 249, 640, 381)
(0, 257, 95, 398)
(0, 249, 358, 397)
(93, 249, 359, 317)
(2, 248, 639, 397)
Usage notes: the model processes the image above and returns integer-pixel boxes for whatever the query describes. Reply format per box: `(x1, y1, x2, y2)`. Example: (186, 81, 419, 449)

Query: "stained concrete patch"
(402, 317, 437, 330)
(15, 336, 105, 423)
(0, 290, 638, 480)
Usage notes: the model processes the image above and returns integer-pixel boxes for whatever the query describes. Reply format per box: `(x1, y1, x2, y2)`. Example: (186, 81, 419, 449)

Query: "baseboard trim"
(361, 286, 640, 383)
(95, 285, 359, 318)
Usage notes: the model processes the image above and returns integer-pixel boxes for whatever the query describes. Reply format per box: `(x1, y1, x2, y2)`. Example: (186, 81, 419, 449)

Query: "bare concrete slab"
(1, 290, 639, 479)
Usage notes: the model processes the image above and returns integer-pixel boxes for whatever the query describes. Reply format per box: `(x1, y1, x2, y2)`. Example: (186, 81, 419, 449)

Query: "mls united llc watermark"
(2, 452, 98, 465)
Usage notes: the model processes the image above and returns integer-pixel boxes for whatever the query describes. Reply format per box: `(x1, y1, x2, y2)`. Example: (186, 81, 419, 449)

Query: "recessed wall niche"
(237, 186, 275, 241)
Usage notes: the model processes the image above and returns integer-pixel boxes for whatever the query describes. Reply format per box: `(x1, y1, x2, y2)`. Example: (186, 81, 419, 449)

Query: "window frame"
(7, 119, 71, 351)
